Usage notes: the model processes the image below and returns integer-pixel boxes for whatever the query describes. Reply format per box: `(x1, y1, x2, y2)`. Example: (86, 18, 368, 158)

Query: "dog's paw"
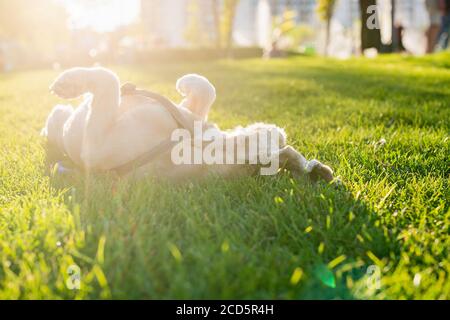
(50, 68, 87, 99)
(307, 160, 334, 183)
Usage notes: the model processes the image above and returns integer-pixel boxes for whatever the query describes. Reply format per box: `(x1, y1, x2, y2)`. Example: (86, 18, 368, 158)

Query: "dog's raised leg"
(176, 74, 216, 121)
(305, 160, 334, 183)
(50, 67, 121, 169)
(279, 146, 334, 183)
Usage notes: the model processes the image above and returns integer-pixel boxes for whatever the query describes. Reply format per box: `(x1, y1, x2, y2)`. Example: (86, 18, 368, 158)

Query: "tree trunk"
(360, 0, 382, 51)
(225, 0, 239, 56)
(212, 0, 221, 48)
(325, 17, 331, 56)
(390, 0, 405, 52)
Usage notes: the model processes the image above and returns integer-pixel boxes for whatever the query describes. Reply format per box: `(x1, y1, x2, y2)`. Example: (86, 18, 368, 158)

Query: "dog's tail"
(176, 74, 216, 121)
(41, 104, 73, 153)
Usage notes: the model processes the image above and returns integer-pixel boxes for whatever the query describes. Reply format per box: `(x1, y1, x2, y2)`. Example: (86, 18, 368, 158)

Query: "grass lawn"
(0, 53, 449, 299)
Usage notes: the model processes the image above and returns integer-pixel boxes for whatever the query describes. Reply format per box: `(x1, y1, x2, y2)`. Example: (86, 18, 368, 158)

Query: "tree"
(265, 9, 297, 57)
(184, 0, 208, 46)
(185, 0, 239, 50)
(212, 0, 221, 48)
(316, 0, 336, 56)
(359, 0, 382, 52)
(221, 0, 240, 52)
(0, 0, 68, 55)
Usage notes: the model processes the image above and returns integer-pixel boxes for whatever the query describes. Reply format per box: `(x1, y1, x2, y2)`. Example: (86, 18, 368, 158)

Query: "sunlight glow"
(63, 0, 140, 32)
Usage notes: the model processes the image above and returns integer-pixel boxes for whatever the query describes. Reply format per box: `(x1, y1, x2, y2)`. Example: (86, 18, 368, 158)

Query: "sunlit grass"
(0, 53, 449, 299)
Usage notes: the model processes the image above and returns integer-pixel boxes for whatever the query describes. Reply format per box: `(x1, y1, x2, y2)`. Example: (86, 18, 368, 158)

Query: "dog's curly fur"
(42, 67, 334, 182)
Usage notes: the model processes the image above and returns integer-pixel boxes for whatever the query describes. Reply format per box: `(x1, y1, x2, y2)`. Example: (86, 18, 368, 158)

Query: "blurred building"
(0, 41, 18, 72)
(141, 0, 187, 46)
(140, 0, 318, 47)
(269, 0, 317, 24)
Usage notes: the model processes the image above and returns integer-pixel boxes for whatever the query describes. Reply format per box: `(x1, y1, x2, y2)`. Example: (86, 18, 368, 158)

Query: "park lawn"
(0, 53, 449, 299)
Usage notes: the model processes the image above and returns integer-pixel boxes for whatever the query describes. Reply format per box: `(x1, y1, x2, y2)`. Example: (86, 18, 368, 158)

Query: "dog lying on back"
(42, 67, 334, 182)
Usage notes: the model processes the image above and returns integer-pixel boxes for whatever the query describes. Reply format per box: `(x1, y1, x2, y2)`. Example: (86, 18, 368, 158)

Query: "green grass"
(0, 53, 449, 299)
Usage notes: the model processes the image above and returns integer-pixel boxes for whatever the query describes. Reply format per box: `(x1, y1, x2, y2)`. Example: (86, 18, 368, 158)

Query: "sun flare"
(63, 0, 140, 32)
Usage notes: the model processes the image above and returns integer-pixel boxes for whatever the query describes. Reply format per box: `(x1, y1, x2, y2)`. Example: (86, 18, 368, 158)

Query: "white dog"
(42, 67, 333, 182)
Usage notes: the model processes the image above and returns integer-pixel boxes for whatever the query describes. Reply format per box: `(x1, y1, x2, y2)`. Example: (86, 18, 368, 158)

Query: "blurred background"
(0, 0, 449, 71)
